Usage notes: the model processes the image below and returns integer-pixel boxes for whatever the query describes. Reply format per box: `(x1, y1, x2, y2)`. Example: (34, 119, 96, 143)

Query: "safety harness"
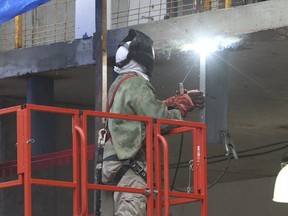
(95, 74, 147, 215)
(103, 154, 147, 185)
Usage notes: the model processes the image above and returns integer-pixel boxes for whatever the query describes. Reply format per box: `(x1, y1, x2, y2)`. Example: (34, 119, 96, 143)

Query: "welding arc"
(181, 59, 197, 84)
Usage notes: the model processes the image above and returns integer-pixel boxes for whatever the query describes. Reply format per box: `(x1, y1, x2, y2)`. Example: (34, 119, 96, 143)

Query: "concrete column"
(205, 52, 228, 145)
(27, 76, 55, 155)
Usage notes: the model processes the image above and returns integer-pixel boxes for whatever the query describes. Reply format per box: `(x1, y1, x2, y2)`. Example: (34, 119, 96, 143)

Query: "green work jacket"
(104, 72, 182, 160)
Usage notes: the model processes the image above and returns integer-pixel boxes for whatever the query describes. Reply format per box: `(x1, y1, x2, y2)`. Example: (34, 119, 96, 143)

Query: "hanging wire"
(168, 140, 288, 169)
(167, 140, 288, 190)
(208, 155, 231, 189)
(170, 133, 184, 190)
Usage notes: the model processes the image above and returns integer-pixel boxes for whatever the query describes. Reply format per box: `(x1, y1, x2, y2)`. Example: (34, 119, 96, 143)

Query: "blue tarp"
(0, 0, 51, 24)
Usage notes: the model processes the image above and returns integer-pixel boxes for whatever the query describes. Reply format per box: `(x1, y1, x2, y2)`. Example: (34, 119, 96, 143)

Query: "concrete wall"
(171, 176, 288, 216)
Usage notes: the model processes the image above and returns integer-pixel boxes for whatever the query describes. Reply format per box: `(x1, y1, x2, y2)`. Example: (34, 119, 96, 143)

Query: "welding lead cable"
(170, 133, 184, 191)
(209, 143, 288, 164)
(208, 155, 231, 189)
(168, 140, 288, 168)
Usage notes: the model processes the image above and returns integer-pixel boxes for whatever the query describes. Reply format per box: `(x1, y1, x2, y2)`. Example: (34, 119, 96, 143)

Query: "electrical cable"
(238, 144, 288, 158)
(207, 142, 288, 189)
(208, 140, 288, 160)
(237, 141, 288, 154)
(166, 139, 288, 190)
(167, 141, 287, 191)
(208, 155, 231, 189)
(170, 133, 184, 191)
(170, 143, 288, 168)
(167, 59, 197, 191)
(209, 144, 288, 164)
(169, 133, 231, 191)
(168, 140, 288, 169)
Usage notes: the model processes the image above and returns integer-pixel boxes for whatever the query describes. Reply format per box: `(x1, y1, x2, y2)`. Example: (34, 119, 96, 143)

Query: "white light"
(273, 165, 288, 203)
(181, 36, 242, 56)
(182, 38, 217, 56)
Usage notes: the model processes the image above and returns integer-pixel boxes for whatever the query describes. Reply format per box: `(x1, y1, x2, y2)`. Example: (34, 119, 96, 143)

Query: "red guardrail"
(0, 104, 207, 216)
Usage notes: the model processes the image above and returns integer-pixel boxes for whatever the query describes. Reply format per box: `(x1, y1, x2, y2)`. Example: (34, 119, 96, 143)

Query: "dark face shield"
(116, 29, 155, 77)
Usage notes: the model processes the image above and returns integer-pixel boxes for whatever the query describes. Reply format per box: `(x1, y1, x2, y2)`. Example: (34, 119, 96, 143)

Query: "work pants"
(101, 161, 147, 216)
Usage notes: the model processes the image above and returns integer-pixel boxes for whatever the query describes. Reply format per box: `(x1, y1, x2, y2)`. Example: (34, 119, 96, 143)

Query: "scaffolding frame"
(0, 104, 207, 216)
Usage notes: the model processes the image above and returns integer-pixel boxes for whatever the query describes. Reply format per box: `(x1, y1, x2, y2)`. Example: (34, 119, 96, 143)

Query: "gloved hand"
(164, 94, 194, 117)
(187, 90, 205, 108)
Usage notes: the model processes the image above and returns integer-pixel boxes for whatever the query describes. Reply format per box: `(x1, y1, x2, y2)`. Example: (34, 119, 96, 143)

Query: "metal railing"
(0, 104, 207, 215)
(110, 0, 265, 28)
(0, 0, 75, 52)
(0, 0, 265, 52)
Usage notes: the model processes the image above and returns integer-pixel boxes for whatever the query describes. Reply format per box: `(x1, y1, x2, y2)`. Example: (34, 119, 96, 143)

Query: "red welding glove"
(164, 94, 194, 117)
(163, 96, 176, 108)
(187, 90, 205, 108)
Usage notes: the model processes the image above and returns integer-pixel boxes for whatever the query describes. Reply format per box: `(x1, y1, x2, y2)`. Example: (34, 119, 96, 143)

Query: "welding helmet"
(115, 29, 155, 77)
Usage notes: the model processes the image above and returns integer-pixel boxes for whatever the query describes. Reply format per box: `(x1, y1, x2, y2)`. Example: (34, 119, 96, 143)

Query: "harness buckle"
(98, 128, 107, 145)
(130, 160, 144, 175)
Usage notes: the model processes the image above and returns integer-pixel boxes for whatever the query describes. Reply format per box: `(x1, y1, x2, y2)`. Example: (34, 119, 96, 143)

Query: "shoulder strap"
(106, 74, 136, 112)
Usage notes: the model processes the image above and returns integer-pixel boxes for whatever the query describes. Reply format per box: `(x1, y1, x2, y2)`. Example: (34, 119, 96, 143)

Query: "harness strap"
(103, 153, 145, 162)
(104, 74, 146, 186)
(106, 74, 136, 112)
(104, 74, 137, 140)
(95, 74, 137, 215)
(114, 160, 147, 185)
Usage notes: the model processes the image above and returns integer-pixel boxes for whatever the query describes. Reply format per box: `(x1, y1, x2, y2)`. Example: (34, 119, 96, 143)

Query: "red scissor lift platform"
(0, 104, 207, 216)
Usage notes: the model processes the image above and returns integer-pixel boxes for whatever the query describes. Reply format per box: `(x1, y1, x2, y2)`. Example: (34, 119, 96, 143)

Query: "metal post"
(95, 0, 107, 113)
(23, 109, 32, 216)
(102, 0, 108, 112)
(205, 53, 228, 145)
(73, 115, 81, 215)
(199, 54, 206, 123)
(94, 0, 108, 214)
(154, 123, 163, 216)
(15, 15, 22, 48)
(204, 0, 211, 11)
(196, 0, 201, 13)
(225, 0, 232, 8)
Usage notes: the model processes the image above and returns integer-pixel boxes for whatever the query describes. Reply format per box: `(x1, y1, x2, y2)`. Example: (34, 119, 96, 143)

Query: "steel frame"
(0, 104, 207, 216)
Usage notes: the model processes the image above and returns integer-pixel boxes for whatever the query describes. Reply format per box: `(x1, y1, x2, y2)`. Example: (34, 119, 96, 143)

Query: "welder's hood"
(115, 29, 155, 77)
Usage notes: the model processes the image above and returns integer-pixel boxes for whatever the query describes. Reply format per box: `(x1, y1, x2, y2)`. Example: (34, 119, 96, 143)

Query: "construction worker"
(99, 29, 204, 216)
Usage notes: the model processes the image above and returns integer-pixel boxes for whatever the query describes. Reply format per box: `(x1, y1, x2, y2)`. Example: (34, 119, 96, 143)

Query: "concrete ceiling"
(209, 29, 288, 183)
